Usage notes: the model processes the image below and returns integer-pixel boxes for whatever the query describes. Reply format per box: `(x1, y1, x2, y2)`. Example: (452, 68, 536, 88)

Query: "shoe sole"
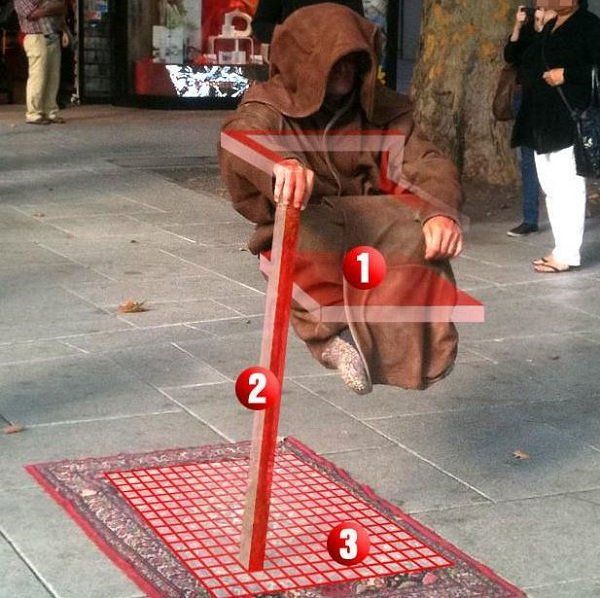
(506, 229, 539, 237)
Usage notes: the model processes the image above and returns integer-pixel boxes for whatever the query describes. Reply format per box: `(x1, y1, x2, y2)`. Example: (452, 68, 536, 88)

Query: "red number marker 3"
(327, 521, 370, 566)
(235, 366, 280, 411)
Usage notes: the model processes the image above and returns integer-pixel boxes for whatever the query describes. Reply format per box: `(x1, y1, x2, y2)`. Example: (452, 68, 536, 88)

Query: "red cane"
(239, 202, 301, 571)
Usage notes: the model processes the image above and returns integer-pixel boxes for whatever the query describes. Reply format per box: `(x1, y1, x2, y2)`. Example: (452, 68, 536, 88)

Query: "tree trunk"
(411, 0, 522, 185)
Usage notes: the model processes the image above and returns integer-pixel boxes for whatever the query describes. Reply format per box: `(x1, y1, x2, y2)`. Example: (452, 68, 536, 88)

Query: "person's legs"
(507, 146, 541, 236)
(521, 145, 540, 226)
(534, 146, 586, 268)
(23, 35, 48, 123)
(44, 36, 62, 121)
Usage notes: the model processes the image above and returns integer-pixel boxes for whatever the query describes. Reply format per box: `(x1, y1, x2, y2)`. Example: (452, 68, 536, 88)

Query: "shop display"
(128, 0, 266, 101)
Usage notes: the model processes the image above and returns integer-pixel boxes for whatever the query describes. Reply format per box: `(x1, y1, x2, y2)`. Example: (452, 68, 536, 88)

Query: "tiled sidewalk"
(1, 105, 599, 598)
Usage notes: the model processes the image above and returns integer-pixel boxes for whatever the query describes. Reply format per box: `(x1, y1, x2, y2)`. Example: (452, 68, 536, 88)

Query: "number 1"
(357, 252, 369, 284)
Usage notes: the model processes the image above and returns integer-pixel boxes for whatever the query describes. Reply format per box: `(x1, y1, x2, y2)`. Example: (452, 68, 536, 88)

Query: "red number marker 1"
(343, 246, 386, 290)
(235, 366, 279, 411)
(327, 522, 370, 566)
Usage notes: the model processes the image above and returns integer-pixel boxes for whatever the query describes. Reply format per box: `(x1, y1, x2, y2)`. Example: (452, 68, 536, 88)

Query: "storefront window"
(128, 0, 266, 100)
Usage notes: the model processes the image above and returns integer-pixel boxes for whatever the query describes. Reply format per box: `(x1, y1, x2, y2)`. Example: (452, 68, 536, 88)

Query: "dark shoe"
(507, 222, 539, 237)
(26, 118, 51, 125)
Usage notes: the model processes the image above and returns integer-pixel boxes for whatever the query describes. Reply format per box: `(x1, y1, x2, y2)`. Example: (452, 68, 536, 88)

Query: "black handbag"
(542, 30, 600, 178)
(553, 66, 600, 178)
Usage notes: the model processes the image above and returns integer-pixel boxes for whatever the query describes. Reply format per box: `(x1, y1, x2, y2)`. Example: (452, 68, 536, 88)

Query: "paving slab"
(11, 195, 164, 219)
(372, 404, 600, 501)
(0, 206, 71, 243)
(458, 286, 600, 342)
(0, 284, 130, 344)
(39, 240, 206, 281)
(114, 298, 240, 328)
(508, 274, 600, 319)
(0, 488, 143, 598)
(526, 579, 600, 598)
(176, 330, 327, 380)
(0, 412, 224, 492)
(160, 220, 254, 247)
(293, 359, 551, 420)
(0, 340, 82, 366)
(416, 490, 600, 589)
(0, 537, 51, 598)
(163, 381, 393, 453)
(319, 446, 490, 514)
(63, 274, 262, 310)
(58, 323, 213, 353)
(164, 244, 267, 289)
(0, 353, 179, 425)
(467, 333, 600, 401)
(106, 342, 229, 387)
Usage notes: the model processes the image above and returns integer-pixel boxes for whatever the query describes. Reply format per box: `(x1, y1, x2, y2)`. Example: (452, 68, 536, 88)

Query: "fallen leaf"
(513, 449, 530, 460)
(81, 489, 97, 498)
(32, 212, 45, 218)
(422, 572, 438, 585)
(130, 239, 138, 244)
(118, 299, 148, 313)
(550, 355, 560, 361)
(3, 424, 25, 435)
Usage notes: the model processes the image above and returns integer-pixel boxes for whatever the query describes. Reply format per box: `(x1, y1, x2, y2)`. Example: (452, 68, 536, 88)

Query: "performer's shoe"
(321, 335, 372, 395)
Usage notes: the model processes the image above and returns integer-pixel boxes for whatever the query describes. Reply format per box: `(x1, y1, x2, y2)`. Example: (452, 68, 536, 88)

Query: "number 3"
(339, 528, 358, 560)
(248, 373, 267, 405)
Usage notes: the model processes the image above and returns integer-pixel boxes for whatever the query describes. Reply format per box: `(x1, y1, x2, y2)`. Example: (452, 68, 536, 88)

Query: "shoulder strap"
(541, 27, 580, 122)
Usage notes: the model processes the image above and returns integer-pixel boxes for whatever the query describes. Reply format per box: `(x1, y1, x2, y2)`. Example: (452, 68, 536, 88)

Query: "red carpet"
(27, 438, 524, 597)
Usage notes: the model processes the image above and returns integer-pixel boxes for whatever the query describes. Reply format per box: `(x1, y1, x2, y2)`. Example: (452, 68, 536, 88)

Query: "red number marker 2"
(235, 366, 279, 411)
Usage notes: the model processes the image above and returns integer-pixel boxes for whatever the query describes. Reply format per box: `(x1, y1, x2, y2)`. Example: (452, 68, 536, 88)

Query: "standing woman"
(508, 0, 600, 273)
(504, 6, 542, 238)
(252, 0, 364, 44)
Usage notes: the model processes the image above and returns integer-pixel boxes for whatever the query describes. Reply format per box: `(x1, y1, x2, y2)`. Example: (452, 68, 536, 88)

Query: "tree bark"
(411, 0, 523, 185)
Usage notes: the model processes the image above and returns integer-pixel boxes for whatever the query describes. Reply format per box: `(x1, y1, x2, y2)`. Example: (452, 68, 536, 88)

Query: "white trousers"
(534, 146, 586, 266)
(23, 33, 61, 122)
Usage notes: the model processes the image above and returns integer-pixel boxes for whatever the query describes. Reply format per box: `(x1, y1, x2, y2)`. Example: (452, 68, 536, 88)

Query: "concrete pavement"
(1, 104, 600, 598)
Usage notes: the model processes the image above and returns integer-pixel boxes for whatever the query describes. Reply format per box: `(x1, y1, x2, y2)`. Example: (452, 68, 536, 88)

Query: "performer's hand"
(273, 158, 314, 210)
(422, 216, 463, 261)
(543, 68, 565, 87)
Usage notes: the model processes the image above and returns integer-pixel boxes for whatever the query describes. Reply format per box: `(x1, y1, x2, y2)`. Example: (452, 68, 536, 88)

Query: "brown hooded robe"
(219, 3, 464, 390)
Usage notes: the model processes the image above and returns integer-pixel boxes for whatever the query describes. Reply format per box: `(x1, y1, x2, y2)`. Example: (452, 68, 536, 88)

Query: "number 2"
(339, 528, 358, 560)
(248, 373, 267, 405)
(357, 252, 370, 284)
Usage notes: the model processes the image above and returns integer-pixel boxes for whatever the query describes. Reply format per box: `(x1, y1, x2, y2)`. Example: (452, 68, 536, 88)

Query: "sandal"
(532, 256, 552, 266)
(533, 261, 575, 273)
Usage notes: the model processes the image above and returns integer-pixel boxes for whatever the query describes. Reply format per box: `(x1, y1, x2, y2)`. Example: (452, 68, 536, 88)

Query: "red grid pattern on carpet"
(106, 453, 451, 597)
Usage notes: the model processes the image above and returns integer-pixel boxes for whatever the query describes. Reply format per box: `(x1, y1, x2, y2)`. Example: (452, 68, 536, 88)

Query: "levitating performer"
(220, 3, 464, 395)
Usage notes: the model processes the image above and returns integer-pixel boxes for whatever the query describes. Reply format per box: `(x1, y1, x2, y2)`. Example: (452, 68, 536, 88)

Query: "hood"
(243, 3, 410, 124)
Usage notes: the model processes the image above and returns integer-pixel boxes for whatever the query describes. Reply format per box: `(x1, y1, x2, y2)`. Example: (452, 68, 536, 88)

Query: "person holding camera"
(506, 0, 600, 272)
(504, 5, 543, 238)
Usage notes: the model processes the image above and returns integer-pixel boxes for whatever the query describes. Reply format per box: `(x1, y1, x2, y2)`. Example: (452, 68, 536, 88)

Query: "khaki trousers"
(23, 33, 61, 122)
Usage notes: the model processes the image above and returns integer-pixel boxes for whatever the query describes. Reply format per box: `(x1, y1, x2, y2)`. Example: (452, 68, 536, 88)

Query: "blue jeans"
(519, 145, 540, 226)
(513, 91, 541, 225)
